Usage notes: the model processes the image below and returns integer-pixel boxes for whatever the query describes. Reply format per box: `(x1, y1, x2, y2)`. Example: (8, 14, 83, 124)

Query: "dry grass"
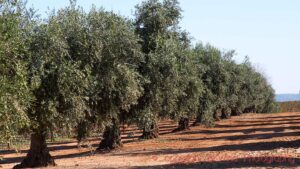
(279, 101, 300, 112)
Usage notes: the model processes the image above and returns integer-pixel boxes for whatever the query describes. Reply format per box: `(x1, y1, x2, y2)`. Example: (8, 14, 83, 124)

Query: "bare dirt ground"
(1, 112, 300, 169)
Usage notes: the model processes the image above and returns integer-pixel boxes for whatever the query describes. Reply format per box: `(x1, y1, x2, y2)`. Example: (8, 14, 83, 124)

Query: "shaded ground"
(1, 112, 300, 169)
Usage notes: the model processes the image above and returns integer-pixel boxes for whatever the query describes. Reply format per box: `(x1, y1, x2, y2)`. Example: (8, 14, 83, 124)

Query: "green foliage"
(134, 0, 193, 132)
(85, 8, 144, 126)
(26, 7, 88, 135)
(193, 44, 228, 125)
(0, 0, 278, 151)
(52, 5, 144, 134)
(135, 0, 182, 53)
(193, 43, 278, 126)
(0, 0, 31, 144)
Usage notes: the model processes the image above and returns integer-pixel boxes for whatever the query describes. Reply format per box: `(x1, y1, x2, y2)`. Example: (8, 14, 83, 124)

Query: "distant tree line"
(0, 0, 278, 168)
(278, 101, 300, 112)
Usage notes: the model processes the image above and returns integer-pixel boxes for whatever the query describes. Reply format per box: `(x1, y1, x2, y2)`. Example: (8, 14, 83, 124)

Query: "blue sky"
(26, 0, 300, 94)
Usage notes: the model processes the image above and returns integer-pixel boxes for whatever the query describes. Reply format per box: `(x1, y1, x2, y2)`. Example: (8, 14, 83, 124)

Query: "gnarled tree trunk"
(243, 106, 256, 113)
(231, 108, 242, 116)
(49, 126, 55, 142)
(174, 117, 190, 132)
(98, 118, 122, 150)
(192, 115, 202, 126)
(77, 120, 89, 143)
(214, 109, 222, 121)
(14, 131, 55, 169)
(221, 108, 231, 119)
(140, 122, 159, 139)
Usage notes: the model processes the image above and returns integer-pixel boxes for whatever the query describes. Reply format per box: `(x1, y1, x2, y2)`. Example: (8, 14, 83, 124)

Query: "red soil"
(1, 112, 300, 169)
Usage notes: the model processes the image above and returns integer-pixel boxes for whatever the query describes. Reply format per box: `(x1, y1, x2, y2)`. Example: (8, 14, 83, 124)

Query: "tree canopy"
(0, 0, 278, 168)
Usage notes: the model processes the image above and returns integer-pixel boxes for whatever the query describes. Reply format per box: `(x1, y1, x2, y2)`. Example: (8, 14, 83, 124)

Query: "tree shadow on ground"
(114, 139, 300, 157)
(177, 124, 300, 136)
(0, 143, 99, 165)
(131, 156, 300, 169)
(169, 131, 300, 142)
(0, 138, 100, 156)
(256, 114, 300, 119)
(0, 144, 82, 156)
(0, 150, 95, 165)
(215, 121, 300, 128)
(235, 117, 300, 123)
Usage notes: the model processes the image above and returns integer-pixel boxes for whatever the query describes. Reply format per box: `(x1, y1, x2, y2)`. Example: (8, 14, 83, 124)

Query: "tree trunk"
(140, 122, 159, 139)
(98, 119, 122, 150)
(243, 106, 255, 113)
(173, 117, 190, 132)
(192, 115, 202, 126)
(214, 109, 222, 121)
(231, 108, 242, 116)
(77, 120, 89, 143)
(221, 108, 231, 119)
(13, 132, 55, 169)
(49, 126, 55, 142)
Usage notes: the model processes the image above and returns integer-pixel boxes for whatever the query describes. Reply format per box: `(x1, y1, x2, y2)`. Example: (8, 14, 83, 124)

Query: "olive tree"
(86, 8, 144, 149)
(240, 59, 278, 114)
(172, 49, 203, 131)
(0, 0, 31, 147)
(14, 8, 88, 168)
(192, 44, 228, 126)
(134, 0, 186, 138)
(132, 35, 181, 138)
